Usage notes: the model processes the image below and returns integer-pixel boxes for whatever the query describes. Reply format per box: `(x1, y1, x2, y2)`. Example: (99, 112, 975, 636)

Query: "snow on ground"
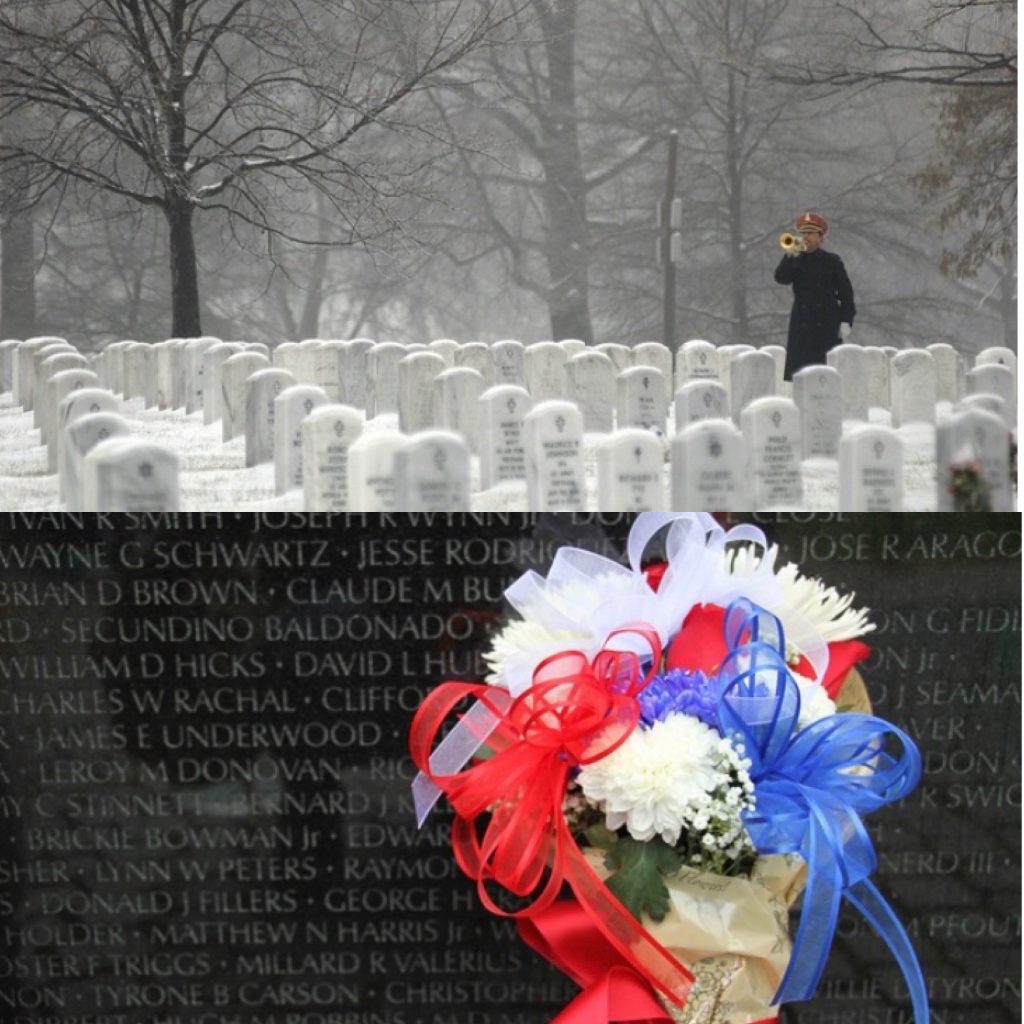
(0, 390, 966, 512)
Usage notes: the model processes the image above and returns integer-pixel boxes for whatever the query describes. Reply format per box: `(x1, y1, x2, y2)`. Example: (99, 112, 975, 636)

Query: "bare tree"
(760, 0, 1016, 285)
(0, 0, 523, 337)
(428, 0, 659, 342)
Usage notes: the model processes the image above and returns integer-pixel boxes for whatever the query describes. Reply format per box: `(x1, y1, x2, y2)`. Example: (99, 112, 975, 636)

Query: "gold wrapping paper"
(584, 669, 870, 1024)
(583, 848, 804, 1024)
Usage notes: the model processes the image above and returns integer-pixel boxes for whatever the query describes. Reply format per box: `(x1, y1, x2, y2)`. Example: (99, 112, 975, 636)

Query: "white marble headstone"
(491, 340, 526, 386)
(479, 385, 533, 491)
(863, 347, 890, 410)
(925, 343, 962, 404)
(455, 342, 492, 382)
(760, 345, 787, 395)
(32, 341, 77, 406)
(595, 343, 632, 376)
(55, 388, 119, 483)
(965, 364, 1015, 426)
(312, 341, 347, 402)
(558, 339, 587, 358)
(274, 384, 328, 495)
(674, 379, 730, 428)
(729, 350, 776, 424)
(394, 430, 471, 511)
(301, 404, 363, 512)
(202, 343, 246, 424)
(566, 350, 615, 433)
(42, 368, 100, 454)
(35, 352, 90, 430)
(597, 429, 666, 511)
(826, 344, 869, 422)
(677, 340, 720, 390)
(671, 418, 748, 512)
(81, 437, 179, 512)
(838, 425, 904, 511)
(433, 367, 486, 451)
(716, 344, 755, 404)
(183, 338, 220, 414)
(890, 349, 937, 426)
(740, 396, 803, 510)
(168, 339, 191, 409)
(62, 412, 131, 513)
(0, 339, 19, 394)
(399, 351, 446, 434)
(936, 407, 1012, 512)
(616, 366, 668, 433)
(245, 368, 298, 467)
(524, 342, 569, 403)
(19, 338, 67, 410)
(975, 346, 1017, 379)
(343, 340, 374, 410)
(221, 352, 271, 441)
(633, 342, 673, 388)
(367, 343, 408, 417)
(792, 365, 842, 458)
(273, 342, 301, 375)
(121, 343, 153, 403)
(348, 433, 406, 512)
(428, 339, 460, 366)
(523, 400, 586, 511)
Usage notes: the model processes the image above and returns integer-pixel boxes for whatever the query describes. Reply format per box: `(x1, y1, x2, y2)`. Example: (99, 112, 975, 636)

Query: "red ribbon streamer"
(408, 626, 694, 1010)
(518, 900, 779, 1024)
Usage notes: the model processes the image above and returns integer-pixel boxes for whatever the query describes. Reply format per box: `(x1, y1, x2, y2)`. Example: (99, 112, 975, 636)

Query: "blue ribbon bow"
(715, 599, 929, 1024)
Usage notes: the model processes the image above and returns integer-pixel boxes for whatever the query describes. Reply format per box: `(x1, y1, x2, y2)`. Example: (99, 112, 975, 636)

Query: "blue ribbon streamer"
(715, 599, 929, 1024)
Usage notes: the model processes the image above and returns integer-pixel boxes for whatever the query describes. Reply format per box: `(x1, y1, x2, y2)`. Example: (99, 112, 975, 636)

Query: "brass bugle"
(779, 232, 806, 253)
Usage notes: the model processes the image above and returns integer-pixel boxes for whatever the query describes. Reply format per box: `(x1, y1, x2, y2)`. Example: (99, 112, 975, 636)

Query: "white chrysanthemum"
(483, 572, 640, 686)
(483, 620, 589, 685)
(727, 545, 874, 643)
(577, 715, 749, 846)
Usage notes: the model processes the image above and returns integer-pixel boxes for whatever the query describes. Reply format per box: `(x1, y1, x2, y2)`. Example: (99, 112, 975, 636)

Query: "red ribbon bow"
(409, 626, 694, 1012)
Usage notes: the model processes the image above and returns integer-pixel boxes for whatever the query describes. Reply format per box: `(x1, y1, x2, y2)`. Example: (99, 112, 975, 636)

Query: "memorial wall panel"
(0, 513, 1019, 1024)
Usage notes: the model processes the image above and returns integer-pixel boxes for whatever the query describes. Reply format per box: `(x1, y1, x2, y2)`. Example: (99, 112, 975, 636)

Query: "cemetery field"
(1, 391, 949, 512)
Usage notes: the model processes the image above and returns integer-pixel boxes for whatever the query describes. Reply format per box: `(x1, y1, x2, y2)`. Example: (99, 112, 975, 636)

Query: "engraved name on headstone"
(793, 365, 842, 459)
(524, 399, 586, 511)
(301, 404, 363, 512)
(671, 418, 749, 512)
(479, 385, 534, 491)
(597, 429, 666, 511)
(838, 425, 904, 511)
(674, 379, 730, 428)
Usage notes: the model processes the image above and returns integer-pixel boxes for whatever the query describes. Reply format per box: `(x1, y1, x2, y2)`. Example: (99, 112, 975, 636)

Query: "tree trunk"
(725, 48, 749, 343)
(298, 248, 329, 339)
(998, 256, 1016, 352)
(540, 0, 594, 343)
(164, 197, 202, 338)
(0, 208, 36, 339)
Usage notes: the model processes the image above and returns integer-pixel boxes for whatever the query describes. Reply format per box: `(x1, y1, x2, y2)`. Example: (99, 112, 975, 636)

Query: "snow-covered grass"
(0, 391, 970, 511)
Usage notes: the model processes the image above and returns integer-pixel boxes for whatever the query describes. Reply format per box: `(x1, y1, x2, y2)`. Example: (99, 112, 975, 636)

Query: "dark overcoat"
(774, 249, 855, 379)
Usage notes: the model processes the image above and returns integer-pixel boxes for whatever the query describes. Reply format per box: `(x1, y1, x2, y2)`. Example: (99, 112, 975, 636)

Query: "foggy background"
(0, 0, 1015, 358)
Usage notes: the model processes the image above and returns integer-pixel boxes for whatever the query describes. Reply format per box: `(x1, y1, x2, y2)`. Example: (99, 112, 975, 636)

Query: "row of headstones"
(41, 385, 1015, 513)
(0, 335, 1015, 510)
(3, 334, 1015, 439)
(217, 341, 1017, 450)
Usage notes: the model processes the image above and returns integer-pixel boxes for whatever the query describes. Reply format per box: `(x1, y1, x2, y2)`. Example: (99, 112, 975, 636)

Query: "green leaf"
(583, 823, 619, 850)
(603, 836, 682, 923)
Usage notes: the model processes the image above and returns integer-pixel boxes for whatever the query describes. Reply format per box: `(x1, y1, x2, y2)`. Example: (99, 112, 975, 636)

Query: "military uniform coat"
(774, 249, 855, 379)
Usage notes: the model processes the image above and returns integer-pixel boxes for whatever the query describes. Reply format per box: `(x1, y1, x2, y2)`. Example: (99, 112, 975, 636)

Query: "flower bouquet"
(410, 514, 928, 1024)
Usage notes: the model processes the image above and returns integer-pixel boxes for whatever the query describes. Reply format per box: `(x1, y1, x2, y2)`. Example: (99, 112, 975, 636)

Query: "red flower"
(667, 604, 870, 699)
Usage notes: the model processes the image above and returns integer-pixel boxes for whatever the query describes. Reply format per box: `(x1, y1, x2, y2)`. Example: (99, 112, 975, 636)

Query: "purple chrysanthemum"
(638, 669, 719, 729)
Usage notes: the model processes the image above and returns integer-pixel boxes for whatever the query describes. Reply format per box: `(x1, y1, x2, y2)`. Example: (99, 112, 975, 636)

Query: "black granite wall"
(0, 513, 1019, 1024)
